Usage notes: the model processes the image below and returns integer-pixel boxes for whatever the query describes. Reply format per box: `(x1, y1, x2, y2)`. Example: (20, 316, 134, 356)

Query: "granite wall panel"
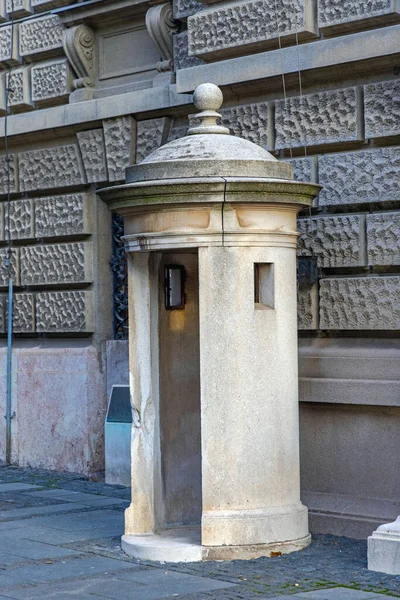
(36, 290, 94, 333)
(6, 199, 34, 240)
(319, 0, 400, 34)
(365, 80, 400, 139)
(319, 276, 400, 329)
(318, 147, 400, 205)
(77, 129, 108, 183)
(20, 242, 93, 286)
(188, 0, 318, 59)
(275, 87, 362, 150)
(19, 15, 64, 60)
(367, 212, 400, 265)
(35, 193, 92, 238)
(103, 116, 135, 182)
(136, 117, 170, 163)
(18, 145, 85, 192)
(298, 215, 363, 267)
(31, 59, 72, 105)
(298, 284, 319, 330)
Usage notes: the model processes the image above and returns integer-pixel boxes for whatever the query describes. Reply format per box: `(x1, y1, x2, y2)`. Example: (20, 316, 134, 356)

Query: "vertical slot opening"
(254, 263, 275, 309)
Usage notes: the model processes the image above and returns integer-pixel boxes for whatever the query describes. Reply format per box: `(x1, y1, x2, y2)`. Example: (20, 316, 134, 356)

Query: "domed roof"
(125, 84, 293, 183)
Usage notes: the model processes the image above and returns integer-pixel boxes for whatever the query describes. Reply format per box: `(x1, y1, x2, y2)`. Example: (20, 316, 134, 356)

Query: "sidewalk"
(0, 465, 399, 600)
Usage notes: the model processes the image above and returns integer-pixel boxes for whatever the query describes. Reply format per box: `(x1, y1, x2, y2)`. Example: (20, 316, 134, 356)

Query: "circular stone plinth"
(121, 526, 202, 563)
(122, 528, 311, 563)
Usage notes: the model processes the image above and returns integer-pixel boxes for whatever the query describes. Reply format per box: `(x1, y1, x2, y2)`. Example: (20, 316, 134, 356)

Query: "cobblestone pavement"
(0, 465, 399, 599)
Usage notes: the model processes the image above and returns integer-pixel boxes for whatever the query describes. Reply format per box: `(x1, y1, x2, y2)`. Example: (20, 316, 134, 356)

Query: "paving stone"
(0, 538, 82, 560)
(0, 556, 141, 591)
(0, 483, 40, 492)
(290, 589, 392, 598)
(0, 498, 128, 522)
(27, 490, 117, 503)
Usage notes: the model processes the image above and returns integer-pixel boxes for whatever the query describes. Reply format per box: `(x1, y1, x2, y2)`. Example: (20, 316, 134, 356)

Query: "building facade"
(0, 0, 398, 537)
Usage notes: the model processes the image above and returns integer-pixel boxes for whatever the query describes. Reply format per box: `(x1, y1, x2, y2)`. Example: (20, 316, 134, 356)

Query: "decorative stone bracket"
(146, 3, 178, 72)
(63, 25, 95, 91)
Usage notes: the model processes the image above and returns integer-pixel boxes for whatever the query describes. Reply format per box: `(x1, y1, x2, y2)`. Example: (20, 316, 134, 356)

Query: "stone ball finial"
(193, 83, 224, 112)
(188, 83, 229, 136)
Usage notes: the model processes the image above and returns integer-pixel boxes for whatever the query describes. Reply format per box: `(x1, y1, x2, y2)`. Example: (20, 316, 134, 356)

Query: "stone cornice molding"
(145, 3, 178, 72)
(63, 24, 95, 90)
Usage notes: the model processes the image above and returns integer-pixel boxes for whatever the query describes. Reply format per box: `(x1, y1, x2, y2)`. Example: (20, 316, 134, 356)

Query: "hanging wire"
(289, 0, 308, 159)
(273, 0, 293, 160)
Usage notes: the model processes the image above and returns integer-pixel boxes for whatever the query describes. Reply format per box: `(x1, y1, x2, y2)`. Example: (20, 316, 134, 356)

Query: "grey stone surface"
(167, 124, 188, 142)
(173, 0, 202, 19)
(364, 79, 400, 139)
(298, 284, 318, 330)
(319, 0, 400, 32)
(319, 276, 400, 330)
(18, 145, 85, 192)
(77, 129, 108, 183)
(4, 67, 33, 110)
(173, 31, 204, 71)
(318, 147, 400, 205)
(0, 483, 39, 492)
(0, 498, 127, 522)
(188, 0, 317, 59)
(219, 102, 269, 148)
(288, 157, 313, 182)
(136, 117, 169, 163)
(367, 212, 400, 265)
(20, 242, 92, 286)
(6, 0, 32, 17)
(297, 215, 362, 267)
(31, 0, 71, 9)
(5, 199, 33, 240)
(0, 154, 17, 194)
(31, 59, 72, 105)
(35, 193, 92, 238)
(275, 87, 361, 150)
(0, 25, 18, 64)
(177, 25, 400, 93)
(103, 116, 135, 182)
(0, 248, 19, 286)
(8, 293, 35, 333)
(19, 15, 64, 59)
(36, 290, 93, 333)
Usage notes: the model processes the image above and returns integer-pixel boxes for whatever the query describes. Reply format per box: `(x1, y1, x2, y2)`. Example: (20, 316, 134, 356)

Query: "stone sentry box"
(99, 83, 320, 562)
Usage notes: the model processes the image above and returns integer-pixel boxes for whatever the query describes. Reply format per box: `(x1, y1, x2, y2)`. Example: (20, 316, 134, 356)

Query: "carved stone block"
(18, 145, 85, 192)
(19, 15, 64, 60)
(5, 199, 34, 240)
(318, 147, 400, 205)
(36, 290, 94, 333)
(173, 31, 204, 70)
(6, 293, 35, 333)
(31, 0, 71, 11)
(77, 129, 108, 183)
(319, 0, 400, 34)
(0, 67, 33, 111)
(287, 157, 313, 183)
(0, 294, 5, 333)
(275, 87, 361, 150)
(0, 248, 19, 287)
(35, 193, 92, 238)
(20, 242, 93, 286)
(365, 80, 400, 139)
(0, 2, 6, 23)
(136, 118, 170, 163)
(31, 58, 73, 106)
(219, 102, 268, 148)
(168, 124, 188, 142)
(298, 215, 363, 267)
(298, 284, 318, 330)
(0, 24, 21, 65)
(0, 154, 17, 195)
(173, 0, 202, 19)
(6, 0, 32, 18)
(188, 0, 318, 60)
(103, 116, 135, 182)
(320, 276, 400, 330)
(367, 212, 400, 266)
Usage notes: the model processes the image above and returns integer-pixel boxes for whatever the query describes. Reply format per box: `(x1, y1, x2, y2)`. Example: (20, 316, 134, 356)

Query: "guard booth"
(99, 84, 320, 562)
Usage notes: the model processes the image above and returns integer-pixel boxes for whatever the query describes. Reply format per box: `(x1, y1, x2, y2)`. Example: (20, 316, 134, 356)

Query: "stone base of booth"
(121, 527, 311, 563)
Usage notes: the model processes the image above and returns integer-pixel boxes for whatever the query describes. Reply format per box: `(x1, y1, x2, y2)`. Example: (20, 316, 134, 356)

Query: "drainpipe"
(5, 278, 13, 465)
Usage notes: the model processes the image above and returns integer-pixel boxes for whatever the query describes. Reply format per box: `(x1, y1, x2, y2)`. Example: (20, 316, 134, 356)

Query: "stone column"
(123, 252, 163, 536)
(198, 239, 310, 560)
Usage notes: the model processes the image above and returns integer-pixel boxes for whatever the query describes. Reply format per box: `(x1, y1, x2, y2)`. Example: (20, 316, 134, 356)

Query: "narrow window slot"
(254, 263, 274, 309)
